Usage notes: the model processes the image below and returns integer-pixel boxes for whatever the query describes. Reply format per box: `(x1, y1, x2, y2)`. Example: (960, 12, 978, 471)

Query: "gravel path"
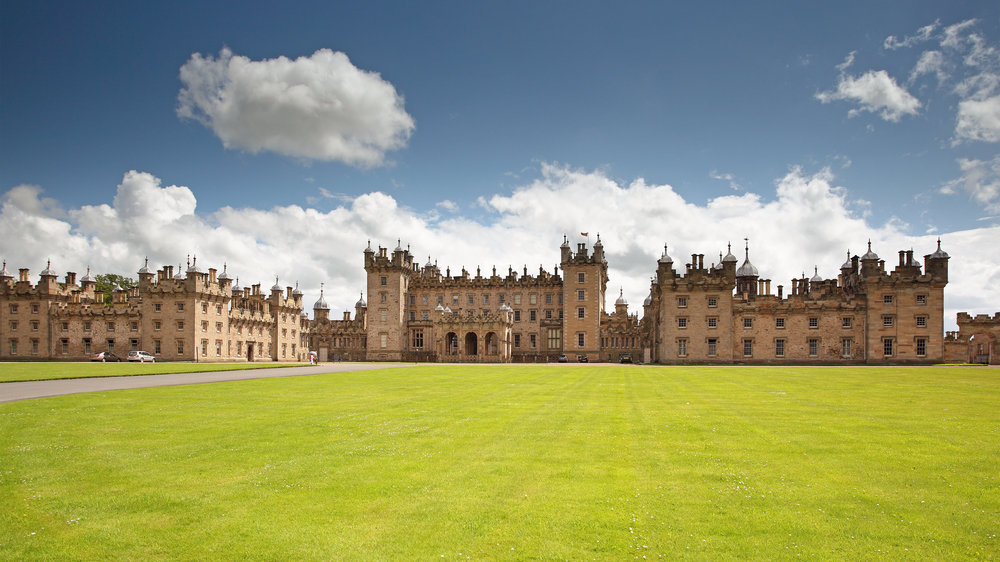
(0, 363, 413, 403)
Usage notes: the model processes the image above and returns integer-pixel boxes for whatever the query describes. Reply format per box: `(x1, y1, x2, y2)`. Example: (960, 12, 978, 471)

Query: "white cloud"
(177, 48, 414, 167)
(955, 95, 1000, 143)
(436, 200, 459, 212)
(709, 170, 741, 190)
(2, 165, 997, 331)
(1, 184, 64, 218)
(816, 64, 921, 122)
(884, 20, 940, 50)
(941, 156, 1000, 214)
(908, 50, 948, 84)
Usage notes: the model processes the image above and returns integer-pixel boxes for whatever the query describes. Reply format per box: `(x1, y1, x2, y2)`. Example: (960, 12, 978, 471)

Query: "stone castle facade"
(3, 236, 995, 364)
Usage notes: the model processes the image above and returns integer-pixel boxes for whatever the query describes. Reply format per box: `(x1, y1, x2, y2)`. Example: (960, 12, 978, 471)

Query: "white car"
(127, 351, 156, 363)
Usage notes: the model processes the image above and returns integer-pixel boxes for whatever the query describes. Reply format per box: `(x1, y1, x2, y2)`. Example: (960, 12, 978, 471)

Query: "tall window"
(530, 310, 537, 322)
(775, 339, 785, 357)
(883, 316, 893, 327)
(808, 339, 818, 356)
(380, 276, 387, 286)
(678, 339, 687, 357)
(529, 334, 536, 348)
(916, 338, 927, 356)
(154, 340, 161, 354)
(514, 334, 521, 348)
(578, 290, 585, 301)
(548, 329, 561, 349)
(578, 272, 585, 283)
(743, 339, 752, 357)
(707, 338, 717, 357)
(577, 307, 585, 319)
(842, 339, 852, 357)
(577, 332, 585, 347)
(380, 334, 388, 348)
(514, 310, 521, 321)
(883, 338, 894, 357)
(545, 294, 552, 304)
(412, 329, 424, 349)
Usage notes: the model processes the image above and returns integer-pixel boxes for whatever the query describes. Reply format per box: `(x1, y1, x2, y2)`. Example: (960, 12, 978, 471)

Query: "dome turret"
(40, 259, 57, 277)
(615, 288, 627, 306)
(930, 238, 949, 259)
(187, 255, 203, 273)
(355, 293, 367, 308)
(736, 242, 758, 277)
(1, 260, 13, 279)
(658, 244, 673, 264)
(313, 285, 330, 310)
(232, 277, 242, 293)
(861, 240, 879, 261)
(722, 242, 738, 263)
(80, 266, 94, 283)
(292, 281, 303, 295)
(810, 266, 823, 283)
(173, 263, 186, 280)
(218, 263, 232, 280)
(643, 291, 653, 307)
(271, 276, 282, 292)
(841, 251, 853, 271)
(138, 257, 153, 274)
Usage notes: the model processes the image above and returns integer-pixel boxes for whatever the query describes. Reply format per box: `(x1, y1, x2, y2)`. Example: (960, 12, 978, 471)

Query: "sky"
(1, 1, 998, 330)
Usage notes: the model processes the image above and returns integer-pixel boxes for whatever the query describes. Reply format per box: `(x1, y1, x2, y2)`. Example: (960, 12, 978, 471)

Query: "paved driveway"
(0, 363, 412, 403)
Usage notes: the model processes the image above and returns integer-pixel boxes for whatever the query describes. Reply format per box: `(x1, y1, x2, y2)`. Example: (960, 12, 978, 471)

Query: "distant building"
(4, 237, 989, 364)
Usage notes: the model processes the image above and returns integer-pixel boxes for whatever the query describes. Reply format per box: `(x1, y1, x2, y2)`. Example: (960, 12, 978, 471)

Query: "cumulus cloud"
(955, 95, 1000, 143)
(2, 165, 997, 331)
(816, 58, 921, 122)
(177, 48, 414, 167)
(436, 200, 459, 212)
(941, 156, 1000, 214)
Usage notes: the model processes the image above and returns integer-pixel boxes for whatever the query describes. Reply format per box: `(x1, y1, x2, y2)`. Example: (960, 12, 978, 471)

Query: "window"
(422, 295, 428, 305)
(808, 317, 818, 328)
(559, 309, 563, 319)
(83, 338, 91, 354)
(380, 293, 387, 303)
(577, 332, 585, 347)
(31, 304, 39, 313)
(131, 321, 138, 331)
(514, 310, 521, 322)
(514, 334, 521, 348)
(201, 321, 208, 332)
(775, 339, 785, 357)
(577, 307, 585, 319)
(177, 340, 184, 354)
(483, 295, 489, 305)
(842, 317, 852, 328)
(916, 294, 927, 305)
(409, 329, 424, 349)
(708, 297, 717, 308)
(678, 297, 687, 308)
(154, 303, 161, 312)
(559, 293, 563, 304)
(468, 295, 474, 305)
(9, 339, 17, 355)
(743, 339, 753, 357)
(9, 304, 17, 314)
(202, 303, 208, 313)
(380, 334, 388, 348)
(422, 312, 429, 321)
(282, 328, 287, 337)
(707, 338, 717, 357)
(883, 316, 893, 328)
(514, 295, 521, 305)
(529, 294, 537, 305)
(808, 339, 818, 356)
(154, 340, 161, 354)
(916, 338, 927, 356)
(883, 338, 894, 357)
(408, 296, 415, 306)
(577, 290, 585, 301)
(380, 310, 387, 322)
(883, 294, 893, 304)
(548, 329, 560, 349)
(31, 339, 39, 354)
(380, 276, 387, 286)
(678, 317, 687, 328)
(409, 312, 415, 321)
(530, 310, 537, 322)
(678, 339, 687, 357)
(177, 321, 184, 330)
(438, 295, 444, 305)
(281, 343, 286, 358)
(776, 318, 785, 329)
(62, 322, 69, 331)
(105, 321, 113, 331)
(176, 303, 184, 312)
(530, 334, 537, 348)
(130, 339, 139, 352)
(707, 317, 717, 328)
(31, 321, 39, 331)
(217, 305, 223, 315)
(106, 339, 115, 354)
(578, 272, 585, 283)
(916, 316, 927, 328)
(743, 318, 753, 329)
(215, 322, 222, 333)
(842, 339, 851, 357)
(9, 321, 17, 331)
(545, 294, 552, 304)
(61, 339, 68, 354)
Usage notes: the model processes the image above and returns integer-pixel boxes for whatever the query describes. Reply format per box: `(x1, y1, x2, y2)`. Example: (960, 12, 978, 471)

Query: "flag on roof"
(581, 232, 588, 236)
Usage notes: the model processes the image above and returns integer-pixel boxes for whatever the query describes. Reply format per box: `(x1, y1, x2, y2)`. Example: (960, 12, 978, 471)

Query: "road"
(0, 363, 413, 403)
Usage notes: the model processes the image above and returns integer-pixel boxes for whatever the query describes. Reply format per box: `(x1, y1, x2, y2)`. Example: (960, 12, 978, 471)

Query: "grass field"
(0, 361, 309, 383)
(1, 365, 997, 561)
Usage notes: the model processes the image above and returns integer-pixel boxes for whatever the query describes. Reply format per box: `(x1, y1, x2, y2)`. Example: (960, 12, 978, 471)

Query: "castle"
(2, 236, 995, 364)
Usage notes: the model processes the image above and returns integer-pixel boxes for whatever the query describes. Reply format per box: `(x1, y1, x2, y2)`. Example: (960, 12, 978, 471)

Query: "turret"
(313, 284, 330, 321)
(137, 257, 154, 290)
(735, 241, 758, 299)
(860, 240, 880, 277)
(38, 260, 59, 294)
(925, 238, 949, 283)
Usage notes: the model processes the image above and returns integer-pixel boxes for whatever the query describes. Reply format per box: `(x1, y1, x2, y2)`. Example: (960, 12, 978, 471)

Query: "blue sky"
(2, 1, 998, 327)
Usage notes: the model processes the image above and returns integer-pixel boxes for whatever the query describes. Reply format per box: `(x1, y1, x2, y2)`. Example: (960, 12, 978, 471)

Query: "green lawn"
(1, 365, 997, 561)
(0, 361, 309, 383)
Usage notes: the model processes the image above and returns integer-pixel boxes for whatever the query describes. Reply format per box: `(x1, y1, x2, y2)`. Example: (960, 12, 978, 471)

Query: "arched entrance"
(465, 332, 478, 356)
(446, 332, 459, 355)
(485, 332, 498, 355)
(247, 343, 254, 361)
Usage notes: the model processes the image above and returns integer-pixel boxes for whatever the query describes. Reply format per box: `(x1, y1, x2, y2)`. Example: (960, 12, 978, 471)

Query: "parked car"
(576, 354, 589, 363)
(558, 354, 568, 363)
(90, 352, 122, 362)
(619, 353, 633, 364)
(128, 351, 156, 363)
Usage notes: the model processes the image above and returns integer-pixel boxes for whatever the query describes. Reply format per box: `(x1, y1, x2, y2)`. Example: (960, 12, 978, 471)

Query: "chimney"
(698, 254, 704, 270)
(777, 284, 783, 299)
(66, 272, 77, 286)
(898, 250, 905, 267)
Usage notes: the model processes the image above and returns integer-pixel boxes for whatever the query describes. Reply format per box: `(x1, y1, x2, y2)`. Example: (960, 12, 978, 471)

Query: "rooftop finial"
(744, 238, 749, 259)
(815, 266, 818, 275)
(868, 239, 872, 251)
(937, 237, 942, 250)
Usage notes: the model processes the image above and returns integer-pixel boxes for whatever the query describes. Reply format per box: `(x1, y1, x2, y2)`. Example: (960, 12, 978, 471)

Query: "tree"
(94, 274, 137, 305)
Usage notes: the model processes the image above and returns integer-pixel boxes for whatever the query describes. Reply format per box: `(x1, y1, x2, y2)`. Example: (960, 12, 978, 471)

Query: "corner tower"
(560, 235, 608, 361)
(365, 240, 416, 360)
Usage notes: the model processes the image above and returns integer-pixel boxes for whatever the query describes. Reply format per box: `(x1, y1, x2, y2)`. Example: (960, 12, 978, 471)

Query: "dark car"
(619, 353, 633, 364)
(576, 355, 589, 363)
(90, 352, 122, 362)
(558, 354, 568, 363)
